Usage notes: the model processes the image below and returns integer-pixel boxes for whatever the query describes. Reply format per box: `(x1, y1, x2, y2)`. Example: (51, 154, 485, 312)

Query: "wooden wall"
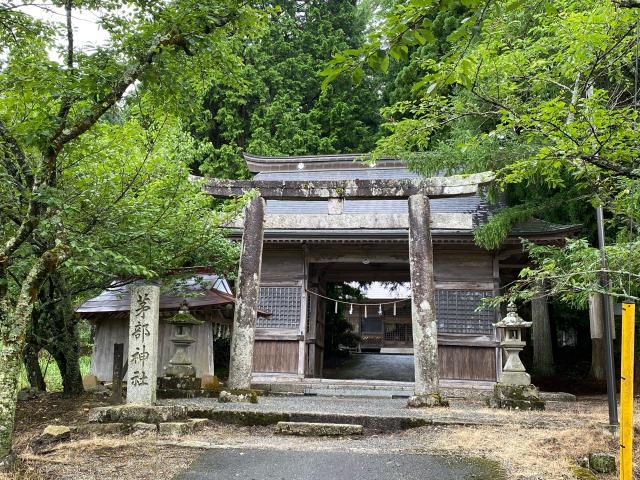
(439, 345, 496, 381)
(90, 312, 223, 382)
(253, 340, 299, 373)
(256, 243, 500, 383)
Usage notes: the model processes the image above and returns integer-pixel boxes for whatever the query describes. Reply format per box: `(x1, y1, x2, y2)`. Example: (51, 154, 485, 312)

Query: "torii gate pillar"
(408, 194, 447, 407)
(228, 196, 265, 390)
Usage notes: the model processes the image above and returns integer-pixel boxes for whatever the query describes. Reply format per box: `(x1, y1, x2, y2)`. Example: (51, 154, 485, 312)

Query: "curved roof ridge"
(243, 152, 405, 172)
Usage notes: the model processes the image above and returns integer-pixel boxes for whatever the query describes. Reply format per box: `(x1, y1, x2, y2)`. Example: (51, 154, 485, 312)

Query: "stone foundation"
(407, 392, 449, 408)
(89, 404, 188, 424)
(488, 384, 545, 411)
(156, 376, 220, 399)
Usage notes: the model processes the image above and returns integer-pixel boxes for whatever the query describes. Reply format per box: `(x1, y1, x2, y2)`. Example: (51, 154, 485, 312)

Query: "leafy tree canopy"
(195, 0, 386, 178)
(323, 0, 640, 304)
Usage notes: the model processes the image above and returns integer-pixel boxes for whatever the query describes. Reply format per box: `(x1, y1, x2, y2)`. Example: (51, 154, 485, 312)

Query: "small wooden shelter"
(77, 275, 237, 381)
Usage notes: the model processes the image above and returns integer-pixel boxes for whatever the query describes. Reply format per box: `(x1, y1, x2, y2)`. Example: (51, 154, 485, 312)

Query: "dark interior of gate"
(252, 242, 501, 384)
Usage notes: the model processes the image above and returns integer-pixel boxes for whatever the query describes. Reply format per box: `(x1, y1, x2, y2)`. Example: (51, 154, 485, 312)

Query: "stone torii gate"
(202, 173, 493, 404)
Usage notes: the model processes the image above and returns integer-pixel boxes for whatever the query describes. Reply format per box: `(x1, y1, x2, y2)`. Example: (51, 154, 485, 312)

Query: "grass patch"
(18, 354, 91, 392)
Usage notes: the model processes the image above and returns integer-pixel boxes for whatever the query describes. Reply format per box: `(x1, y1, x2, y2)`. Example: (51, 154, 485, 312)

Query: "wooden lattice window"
(257, 286, 302, 328)
(435, 289, 495, 335)
(384, 323, 412, 343)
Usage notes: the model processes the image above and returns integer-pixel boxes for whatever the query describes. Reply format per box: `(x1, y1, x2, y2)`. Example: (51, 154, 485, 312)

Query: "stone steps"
(303, 387, 412, 398)
(276, 421, 363, 436)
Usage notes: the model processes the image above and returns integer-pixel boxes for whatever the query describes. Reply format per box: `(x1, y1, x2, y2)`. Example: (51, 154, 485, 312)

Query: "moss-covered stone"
(188, 409, 290, 426)
(276, 422, 363, 436)
(407, 392, 449, 408)
(588, 453, 616, 474)
(489, 384, 545, 411)
(570, 465, 598, 480)
(88, 404, 188, 424)
(399, 418, 431, 430)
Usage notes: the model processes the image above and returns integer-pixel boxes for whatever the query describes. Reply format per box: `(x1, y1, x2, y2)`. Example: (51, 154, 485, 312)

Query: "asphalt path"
(177, 448, 501, 480)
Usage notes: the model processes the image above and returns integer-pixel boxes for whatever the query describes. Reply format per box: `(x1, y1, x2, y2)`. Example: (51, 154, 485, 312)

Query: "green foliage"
(18, 354, 91, 392)
(325, 0, 640, 302)
(0, 2, 262, 452)
(323, 283, 362, 358)
(490, 237, 640, 308)
(195, 0, 386, 178)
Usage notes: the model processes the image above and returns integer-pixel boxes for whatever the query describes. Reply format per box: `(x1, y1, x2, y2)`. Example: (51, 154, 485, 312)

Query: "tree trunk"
(36, 274, 84, 397)
(531, 293, 554, 376)
(49, 339, 83, 396)
(0, 246, 67, 465)
(22, 342, 46, 392)
(589, 294, 606, 381)
(0, 338, 22, 467)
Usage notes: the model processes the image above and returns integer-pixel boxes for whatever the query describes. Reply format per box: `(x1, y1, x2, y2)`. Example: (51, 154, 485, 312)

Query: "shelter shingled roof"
(76, 274, 270, 318)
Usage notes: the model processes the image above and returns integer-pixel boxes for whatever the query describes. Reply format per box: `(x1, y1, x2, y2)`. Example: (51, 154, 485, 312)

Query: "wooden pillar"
(531, 290, 554, 376)
(228, 196, 265, 390)
(408, 194, 440, 398)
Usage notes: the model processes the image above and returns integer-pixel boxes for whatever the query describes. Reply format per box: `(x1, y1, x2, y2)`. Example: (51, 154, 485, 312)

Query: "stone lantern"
(494, 302, 532, 385)
(490, 302, 545, 410)
(164, 301, 203, 378)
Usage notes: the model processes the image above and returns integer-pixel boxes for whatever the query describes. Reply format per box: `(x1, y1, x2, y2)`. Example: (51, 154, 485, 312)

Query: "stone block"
(589, 453, 616, 474)
(17, 387, 40, 401)
(189, 418, 209, 432)
(158, 376, 202, 391)
(71, 423, 125, 435)
(201, 375, 221, 393)
(489, 384, 545, 411)
(131, 422, 158, 435)
(42, 425, 71, 441)
(32, 425, 71, 453)
(276, 422, 363, 436)
(159, 422, 194, 436)
(82, 374, 99, 390)
(407, 393, 449, 408)
(219, 390, 257, 404)
(88, 404, 188, 424)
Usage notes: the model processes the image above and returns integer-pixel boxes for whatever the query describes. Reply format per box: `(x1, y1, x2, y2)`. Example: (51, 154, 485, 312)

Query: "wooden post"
(531, 289, 554, 376)
(620, 302, 635, 480)
(111, 343, 124, 404)
(407, 194, 443, 405)
(228, 196, 265, 390)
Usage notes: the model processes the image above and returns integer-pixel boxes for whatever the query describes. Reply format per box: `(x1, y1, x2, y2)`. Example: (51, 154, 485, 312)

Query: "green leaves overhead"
(197, 0, 385, 179)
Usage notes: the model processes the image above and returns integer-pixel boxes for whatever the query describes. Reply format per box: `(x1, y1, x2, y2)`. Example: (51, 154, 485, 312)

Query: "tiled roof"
(76, 275, 234, 314)
(511, 218, 581, 235)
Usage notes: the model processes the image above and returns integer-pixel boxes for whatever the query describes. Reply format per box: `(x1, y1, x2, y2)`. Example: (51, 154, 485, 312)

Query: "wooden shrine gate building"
(202, 154, 577, 393)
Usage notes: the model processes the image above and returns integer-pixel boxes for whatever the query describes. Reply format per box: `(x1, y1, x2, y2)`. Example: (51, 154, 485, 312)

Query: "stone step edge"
(72, 418, 210, 435)
(184, 407, 520, 431)
(276, 421, 363, 436)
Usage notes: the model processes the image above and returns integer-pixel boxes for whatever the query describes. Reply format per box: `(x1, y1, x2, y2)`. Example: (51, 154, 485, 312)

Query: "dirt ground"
(0, 393, 633, 480)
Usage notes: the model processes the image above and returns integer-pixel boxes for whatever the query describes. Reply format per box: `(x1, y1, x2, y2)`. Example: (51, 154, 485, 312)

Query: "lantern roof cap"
(167, 301, 204, 325)
(494, 302, 532, 328)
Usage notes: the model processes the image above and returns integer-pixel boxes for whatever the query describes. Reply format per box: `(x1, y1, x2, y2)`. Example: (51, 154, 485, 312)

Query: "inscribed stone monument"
(127, 284, 160, 404)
